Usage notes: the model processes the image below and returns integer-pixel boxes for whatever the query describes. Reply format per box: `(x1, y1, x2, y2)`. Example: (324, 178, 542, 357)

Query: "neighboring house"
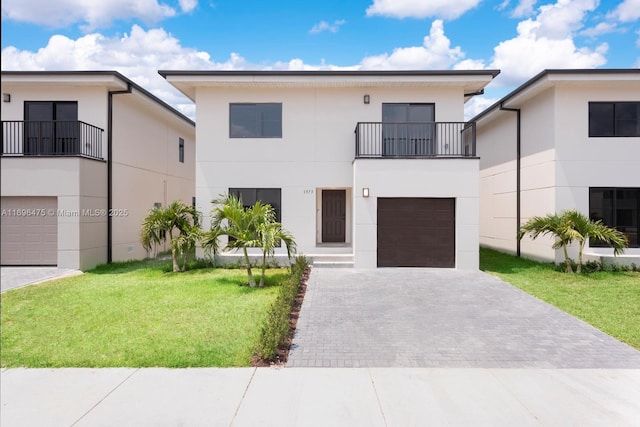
(160, 70, 499, 269)
(473, 69, 640, 265)
(1, 71, 195, 270)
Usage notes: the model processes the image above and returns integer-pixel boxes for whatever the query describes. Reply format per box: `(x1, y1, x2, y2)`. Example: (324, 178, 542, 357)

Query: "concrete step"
(309, 253, 354, 268)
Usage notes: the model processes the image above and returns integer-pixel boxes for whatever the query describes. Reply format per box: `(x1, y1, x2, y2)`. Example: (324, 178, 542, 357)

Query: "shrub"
(254, 255, 309, 362)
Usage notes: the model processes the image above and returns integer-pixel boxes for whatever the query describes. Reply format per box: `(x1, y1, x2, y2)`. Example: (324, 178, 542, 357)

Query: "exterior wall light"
(363, 188, 370, 198)
(363, 94, 370, 104)
(3, 93, 10, 103)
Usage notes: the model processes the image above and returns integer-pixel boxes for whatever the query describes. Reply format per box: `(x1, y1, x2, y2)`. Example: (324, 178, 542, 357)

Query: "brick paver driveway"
(287, 268, 640, 368)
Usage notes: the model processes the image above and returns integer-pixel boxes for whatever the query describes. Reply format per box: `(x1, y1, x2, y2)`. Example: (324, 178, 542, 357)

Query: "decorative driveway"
(287, 268, 640, 368)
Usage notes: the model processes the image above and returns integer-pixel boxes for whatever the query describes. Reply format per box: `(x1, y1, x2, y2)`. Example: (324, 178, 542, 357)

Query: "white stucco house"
(473, 69, 640, 265)
(1, 71, 195, 270)
(160, 70, 499, 269)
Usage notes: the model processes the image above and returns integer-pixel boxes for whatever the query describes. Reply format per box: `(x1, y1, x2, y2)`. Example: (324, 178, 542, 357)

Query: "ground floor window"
(229, 188, 281, 221)
(589, 187, 639, 248)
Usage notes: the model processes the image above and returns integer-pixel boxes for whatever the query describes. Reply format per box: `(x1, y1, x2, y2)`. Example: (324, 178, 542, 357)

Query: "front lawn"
(480, 247, 640, 350)
(1, 259, 288, 367)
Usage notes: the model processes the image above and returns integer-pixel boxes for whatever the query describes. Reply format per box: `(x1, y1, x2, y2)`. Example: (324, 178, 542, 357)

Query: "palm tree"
(519, 210, 629, 273)
(563, 210, 628, 273)
(206, 194, 261, 287)
(140, 200, 200, 272)
(256, 219, 297, 287)
(204, 194, 297, 287)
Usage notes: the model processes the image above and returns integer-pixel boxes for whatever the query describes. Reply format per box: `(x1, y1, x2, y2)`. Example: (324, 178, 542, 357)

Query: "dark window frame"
(24, 101, 79, 155)
(179, 137, 184, 163)
(589, 102, 640, 137)
(589, 187, 639, 248)
(228, 188, 282, 246)
(229, 103, 282, 138)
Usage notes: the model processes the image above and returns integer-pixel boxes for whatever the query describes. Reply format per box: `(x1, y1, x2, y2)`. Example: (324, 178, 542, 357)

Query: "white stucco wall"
(110, 93, 195, 262)
(477, 74, 640, 263)
(353, 158, 479, 269)
(194, 85, 466, 263)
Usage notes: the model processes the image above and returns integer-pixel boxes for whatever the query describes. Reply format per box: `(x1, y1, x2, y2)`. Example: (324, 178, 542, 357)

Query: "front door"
(322, 190, 346, 243)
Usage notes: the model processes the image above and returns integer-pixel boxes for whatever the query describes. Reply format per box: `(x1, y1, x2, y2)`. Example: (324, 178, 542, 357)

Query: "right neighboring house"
(473, 69, 640, 266)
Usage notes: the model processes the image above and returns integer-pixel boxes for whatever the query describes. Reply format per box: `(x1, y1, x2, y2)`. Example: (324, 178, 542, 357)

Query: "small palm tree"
(140, 200, 200, 272)
(563, 210, 627, 273)
(206, 194, 261, 287)
(204, 194, 297, 287)
(518, 212, 575, 273)
(519, 210, 629, 273)
(256, 219, 297, 287)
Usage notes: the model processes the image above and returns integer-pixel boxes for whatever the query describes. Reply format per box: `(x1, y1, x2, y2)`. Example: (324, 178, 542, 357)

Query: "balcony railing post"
(1, 120, 104, 160)
(355, 121, 476, 159)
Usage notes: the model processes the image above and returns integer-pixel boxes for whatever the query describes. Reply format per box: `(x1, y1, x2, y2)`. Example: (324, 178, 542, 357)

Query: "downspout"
(107, 84, 132, 263)
(499, 103, 521, 257)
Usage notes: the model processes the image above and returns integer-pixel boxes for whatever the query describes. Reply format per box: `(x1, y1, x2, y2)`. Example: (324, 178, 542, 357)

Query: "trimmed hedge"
(254, 255, 309, 361)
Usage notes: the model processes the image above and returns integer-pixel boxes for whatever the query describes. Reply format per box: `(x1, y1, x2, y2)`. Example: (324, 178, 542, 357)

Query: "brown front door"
(322, 190, 346, 243)
(377, 197, 455, 267)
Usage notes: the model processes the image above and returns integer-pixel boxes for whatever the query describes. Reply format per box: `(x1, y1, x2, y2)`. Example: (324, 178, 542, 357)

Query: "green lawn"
(480, 247, 640, 350)
(1, 260, 288, 368)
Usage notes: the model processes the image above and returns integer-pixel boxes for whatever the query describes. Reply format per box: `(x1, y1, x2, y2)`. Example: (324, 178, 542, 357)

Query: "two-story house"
(160, 70, 499, 269)
(473, 69, 640, 266)
(1, 71, 195, 270)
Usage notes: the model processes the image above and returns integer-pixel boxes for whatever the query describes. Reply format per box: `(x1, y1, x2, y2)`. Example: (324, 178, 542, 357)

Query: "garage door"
(377, 198, 455, 268)
(1, 197, 57, 265)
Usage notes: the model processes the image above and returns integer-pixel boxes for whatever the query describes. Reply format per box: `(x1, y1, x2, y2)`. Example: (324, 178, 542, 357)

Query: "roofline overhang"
(159, 69, 501, 102)
(471, 68, 640, 124)
(1, 70, 194, 127)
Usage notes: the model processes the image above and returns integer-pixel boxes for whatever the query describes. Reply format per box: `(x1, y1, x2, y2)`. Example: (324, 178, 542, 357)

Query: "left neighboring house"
(1, 71, 195, 270)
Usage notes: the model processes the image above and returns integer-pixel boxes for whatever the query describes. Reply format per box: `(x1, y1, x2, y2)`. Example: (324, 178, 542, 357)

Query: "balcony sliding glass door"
(382, 103, 435, 156)
(25, 101, 78, 155)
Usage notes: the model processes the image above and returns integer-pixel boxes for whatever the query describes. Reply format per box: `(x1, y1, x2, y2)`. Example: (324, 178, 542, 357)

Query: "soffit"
(161, 72, 499, 102)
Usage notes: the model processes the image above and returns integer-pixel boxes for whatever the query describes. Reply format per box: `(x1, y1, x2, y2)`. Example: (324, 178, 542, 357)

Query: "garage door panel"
(377, 197, 455, 268)
(1, 197, 58, 266)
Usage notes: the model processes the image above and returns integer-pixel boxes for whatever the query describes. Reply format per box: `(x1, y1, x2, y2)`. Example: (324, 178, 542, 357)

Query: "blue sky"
(2, 0, 638, 118)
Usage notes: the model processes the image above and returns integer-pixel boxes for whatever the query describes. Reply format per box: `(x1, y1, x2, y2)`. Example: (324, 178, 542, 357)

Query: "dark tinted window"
(230, 103, 282, 138)
(589, 187, 639, 248)
(589, 102, 640, 137)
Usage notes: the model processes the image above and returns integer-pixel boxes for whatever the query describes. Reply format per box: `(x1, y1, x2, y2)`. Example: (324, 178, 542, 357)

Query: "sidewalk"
(2, 367, 639, 426)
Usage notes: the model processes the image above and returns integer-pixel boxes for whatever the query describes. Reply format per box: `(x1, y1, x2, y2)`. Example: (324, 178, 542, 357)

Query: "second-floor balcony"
(2, 121, 104, 160)
(355, 122, 476, 158)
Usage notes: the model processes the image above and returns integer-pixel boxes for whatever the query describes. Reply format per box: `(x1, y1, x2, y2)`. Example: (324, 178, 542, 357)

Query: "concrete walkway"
(1, 267, 82, 292)
(287, 268, 640, 368)
(2, 367, 639, 426)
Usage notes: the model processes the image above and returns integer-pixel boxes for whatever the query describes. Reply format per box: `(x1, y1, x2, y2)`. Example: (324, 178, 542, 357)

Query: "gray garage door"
(377, 197, 455, 268)
(1, 196, 57, 265)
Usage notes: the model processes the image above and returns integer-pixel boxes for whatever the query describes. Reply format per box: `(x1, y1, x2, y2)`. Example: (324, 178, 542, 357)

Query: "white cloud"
(511, 0, 537, 18)
(0, 25, 225, 118)
(464, 96, 499, 120)
(608, 0, 640, 22)
(366, 0, 481, 20)
(360, 20, 464, 69)
(309, 19, 347, 34)
(0, 0, 188, 30)
(580, 21, 619, 37)
(179, 0, 198, 13)
(487, 0, 607, 85)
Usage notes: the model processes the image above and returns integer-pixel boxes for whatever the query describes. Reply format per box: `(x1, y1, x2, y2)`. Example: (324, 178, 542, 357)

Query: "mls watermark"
(1, 208, 130, 217)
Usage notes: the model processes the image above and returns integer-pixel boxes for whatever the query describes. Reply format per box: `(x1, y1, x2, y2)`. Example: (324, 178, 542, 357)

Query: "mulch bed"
(251, 265, 310, 367)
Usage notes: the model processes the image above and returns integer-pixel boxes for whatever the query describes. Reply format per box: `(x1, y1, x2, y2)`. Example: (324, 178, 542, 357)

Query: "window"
(382, 103, 435, 156)
(229, 188, 281, 221)
(230, 103, 282, 138)
(24, 101, 78, 155)
(589, 187, 639, 248)
(179, 138, 184, 163)
(589, 102, 640, 137)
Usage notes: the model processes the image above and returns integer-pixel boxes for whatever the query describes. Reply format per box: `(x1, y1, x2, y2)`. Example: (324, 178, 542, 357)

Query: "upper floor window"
(589, 102, 640, 137)
(230, 103, 282, 138)
(179, 137, 184, 163)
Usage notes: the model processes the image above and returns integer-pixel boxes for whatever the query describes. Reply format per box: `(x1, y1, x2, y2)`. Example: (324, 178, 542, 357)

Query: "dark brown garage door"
(377, 198, 455, 268)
